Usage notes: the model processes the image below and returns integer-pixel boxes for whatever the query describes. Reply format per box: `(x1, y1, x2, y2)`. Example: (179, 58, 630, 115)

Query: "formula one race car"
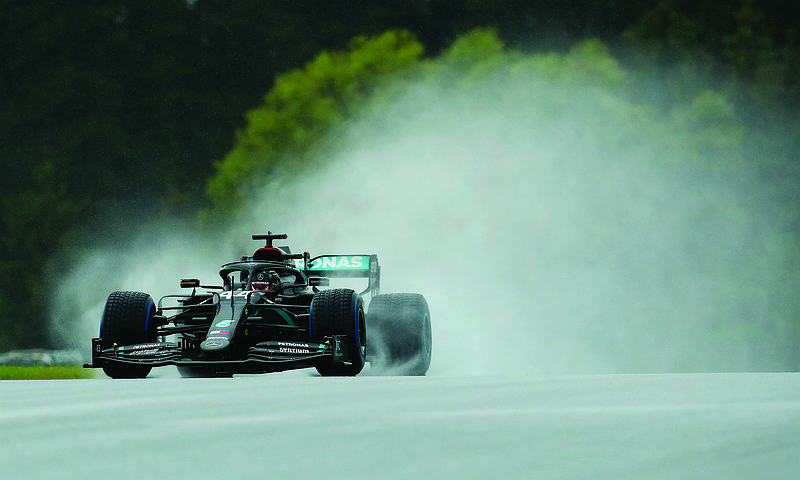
(84, 232, 432, 378)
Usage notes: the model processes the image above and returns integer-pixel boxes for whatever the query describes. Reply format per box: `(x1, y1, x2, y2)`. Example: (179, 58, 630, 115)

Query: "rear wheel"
(310, 289, 366, 376)
(367, 293, 432, 376)
(99, 291, 158, 379)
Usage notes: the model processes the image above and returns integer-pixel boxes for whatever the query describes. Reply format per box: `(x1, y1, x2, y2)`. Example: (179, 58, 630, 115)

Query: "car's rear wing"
(292, 254, 380, 297)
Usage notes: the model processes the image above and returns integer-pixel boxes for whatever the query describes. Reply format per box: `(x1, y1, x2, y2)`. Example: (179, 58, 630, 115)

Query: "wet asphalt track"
(1, 369, 799, 480)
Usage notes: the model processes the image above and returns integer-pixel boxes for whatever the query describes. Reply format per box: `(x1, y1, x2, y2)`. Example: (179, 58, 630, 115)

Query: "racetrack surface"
(2, 369, 799, 480)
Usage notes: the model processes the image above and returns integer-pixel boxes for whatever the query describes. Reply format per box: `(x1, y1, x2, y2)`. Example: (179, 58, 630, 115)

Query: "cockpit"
(219, 263, 307, 292)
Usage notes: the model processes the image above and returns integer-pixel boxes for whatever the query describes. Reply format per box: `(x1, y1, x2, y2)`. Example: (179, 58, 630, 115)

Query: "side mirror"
(180, 278, 200, 288)
(308, 277, 330, 287)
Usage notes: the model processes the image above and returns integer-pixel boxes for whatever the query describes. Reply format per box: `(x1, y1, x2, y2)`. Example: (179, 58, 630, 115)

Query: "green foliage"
(668, 90, 745, 152)
(206, 30, 424, 212)
(499, 38, 627, 90)
(206, 29, 635, 210)
(0, 160, 84, 349)
(441, 27, 506, 64)
(624, 0, 800, 111)
(205, 27, 760, 215)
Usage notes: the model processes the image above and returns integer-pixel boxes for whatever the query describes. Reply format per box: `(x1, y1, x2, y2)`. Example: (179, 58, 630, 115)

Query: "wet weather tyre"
(99, 291, 158, 379)
(367, 293, 432, 376)
(310, 289, 366, 376)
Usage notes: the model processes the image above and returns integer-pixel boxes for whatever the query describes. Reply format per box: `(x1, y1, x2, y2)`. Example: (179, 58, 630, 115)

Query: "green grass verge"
(0, 366, 97, 380)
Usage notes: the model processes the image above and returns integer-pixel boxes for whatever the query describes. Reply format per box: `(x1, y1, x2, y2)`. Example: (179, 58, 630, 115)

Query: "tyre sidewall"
(309, 288, 366, 376)
(100, 291, 157, 378)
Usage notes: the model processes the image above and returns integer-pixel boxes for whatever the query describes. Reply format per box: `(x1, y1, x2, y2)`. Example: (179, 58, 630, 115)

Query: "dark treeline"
(1, 0, 798, 349)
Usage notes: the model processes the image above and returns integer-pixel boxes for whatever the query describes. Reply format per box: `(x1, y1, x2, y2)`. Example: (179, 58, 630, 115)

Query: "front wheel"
(99, 291, 158, 379)
(367, 293, 432, 376)
(309, 289, 366, 376)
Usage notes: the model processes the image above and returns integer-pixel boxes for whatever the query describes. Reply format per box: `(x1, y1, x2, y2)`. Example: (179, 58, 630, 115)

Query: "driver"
(251, 270, 281, 293)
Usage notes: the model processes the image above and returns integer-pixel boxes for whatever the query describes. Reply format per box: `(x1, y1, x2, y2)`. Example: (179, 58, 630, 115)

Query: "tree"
(206, 30, 424, 212)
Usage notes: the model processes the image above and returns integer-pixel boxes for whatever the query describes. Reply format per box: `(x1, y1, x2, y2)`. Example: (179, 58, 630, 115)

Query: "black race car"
(84, 232, 432, 378)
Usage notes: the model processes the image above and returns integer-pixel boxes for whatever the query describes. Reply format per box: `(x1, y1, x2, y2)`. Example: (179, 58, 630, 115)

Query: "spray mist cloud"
(54, 63, 798, 374)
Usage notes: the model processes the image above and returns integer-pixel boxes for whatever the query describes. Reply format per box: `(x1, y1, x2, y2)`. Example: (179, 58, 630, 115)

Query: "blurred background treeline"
(1, 0, 798, 351)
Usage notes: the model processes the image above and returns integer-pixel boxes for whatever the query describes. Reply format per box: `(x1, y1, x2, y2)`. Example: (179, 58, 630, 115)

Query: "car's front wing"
(83, 336, 348, 372)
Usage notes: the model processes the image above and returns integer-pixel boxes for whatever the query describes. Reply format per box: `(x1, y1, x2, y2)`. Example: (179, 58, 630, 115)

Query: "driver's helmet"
(252, 270, 280, 292)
